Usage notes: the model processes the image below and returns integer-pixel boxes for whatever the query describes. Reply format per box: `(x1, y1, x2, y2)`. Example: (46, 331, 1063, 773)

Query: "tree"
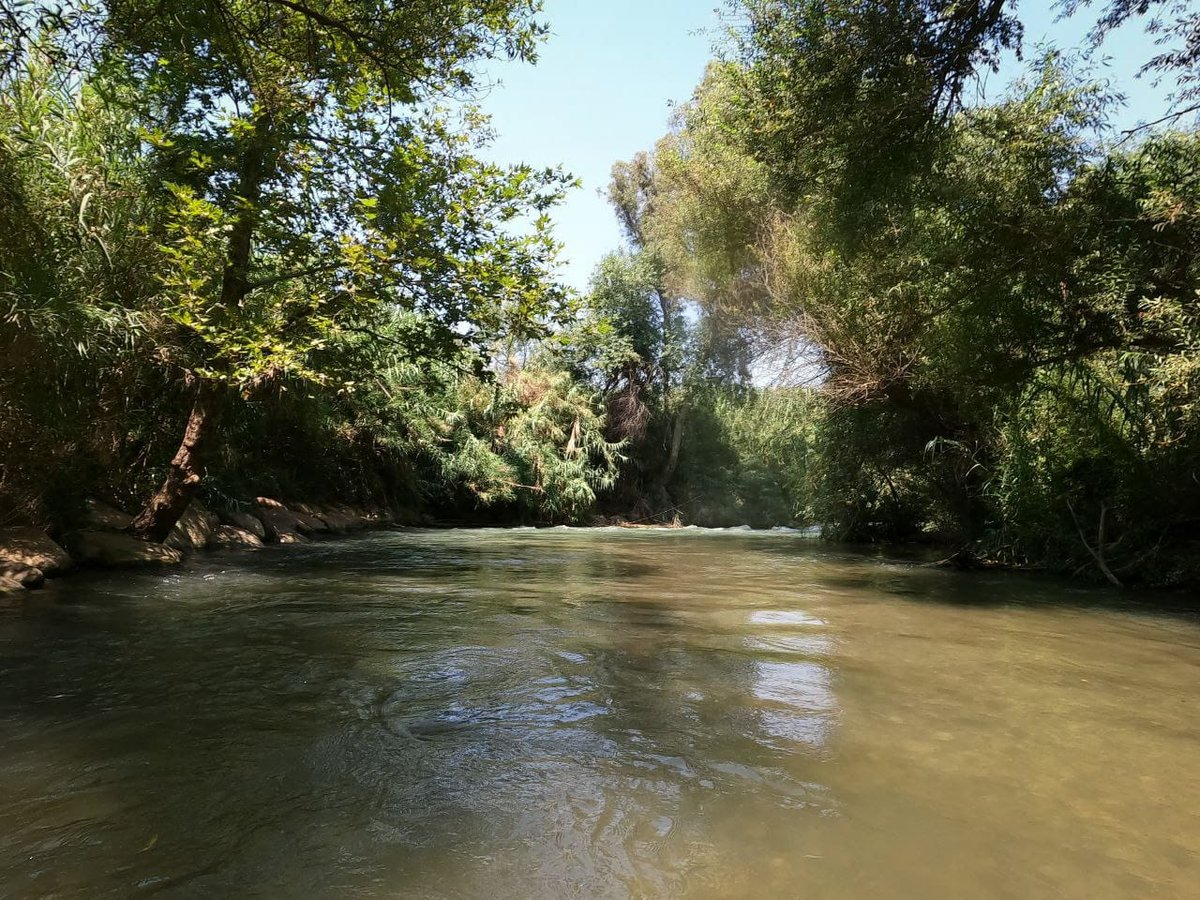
(722, 0, 1022, 228)
(604, 152, 691, 489)
(609, 2, 1200, 581)
(2, 1, 569, 540)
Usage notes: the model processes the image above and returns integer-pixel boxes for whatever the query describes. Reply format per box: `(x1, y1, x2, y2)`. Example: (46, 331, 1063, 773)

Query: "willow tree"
(724, 0, 1021, 231)
(604, 153, 691, 486)
(609, 1, 1200, 579)
(3, 1, 567, 539)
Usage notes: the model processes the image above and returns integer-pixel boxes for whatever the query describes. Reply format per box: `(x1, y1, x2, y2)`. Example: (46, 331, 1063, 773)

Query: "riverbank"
(7, 504, 1195, 603)
(0, 497, 408, 595)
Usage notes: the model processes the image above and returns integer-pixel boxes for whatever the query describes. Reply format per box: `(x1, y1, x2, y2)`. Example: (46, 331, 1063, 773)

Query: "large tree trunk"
(130, 380, 225, 542)
(131, 117, 274, 540)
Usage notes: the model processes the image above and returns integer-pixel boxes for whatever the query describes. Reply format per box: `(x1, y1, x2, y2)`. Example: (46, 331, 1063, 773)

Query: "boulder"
(0, 575, 26, 593)
(84, 500, 134, 531)
(0, 563, 44, 589)
(294, 511, 329, 534)
(314, 508, 343, 533)
(278, 532, 308, 545)
(208, 526, 264, 550)
(256, 504, 305, 542)
(166, 501, 219, 551)
(67, 532, 183, 568)
(0, 527, 72, 576)
(224, 511, 267, 540)
(321, 507, 366, 531)
(279, 502, 330, 534)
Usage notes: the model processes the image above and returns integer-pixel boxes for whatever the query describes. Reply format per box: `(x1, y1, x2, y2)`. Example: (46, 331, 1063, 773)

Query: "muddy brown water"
(1, 528, 1198, 898)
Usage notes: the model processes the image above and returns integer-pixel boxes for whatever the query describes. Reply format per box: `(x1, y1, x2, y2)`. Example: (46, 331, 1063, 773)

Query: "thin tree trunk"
(654, 279, 684, 489)
(661, 411, 685, 487)
(130, 380, 225, 541)
(657, 287, 672, 403)
(132, 116, 274, 540)
(1068, 500, 1124, 588)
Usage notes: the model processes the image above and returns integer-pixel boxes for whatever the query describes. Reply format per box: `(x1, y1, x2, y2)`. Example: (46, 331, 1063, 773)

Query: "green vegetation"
(1, 1, 1198, 587)
(591, 0, 1200, 586)
(1, 1, 609, 531)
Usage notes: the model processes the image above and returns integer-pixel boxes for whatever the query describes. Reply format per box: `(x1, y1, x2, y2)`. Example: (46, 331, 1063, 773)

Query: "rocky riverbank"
(0, 498, 402, 594)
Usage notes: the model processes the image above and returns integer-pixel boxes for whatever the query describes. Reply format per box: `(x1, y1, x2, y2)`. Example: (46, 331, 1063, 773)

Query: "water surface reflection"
(0, 528, 1197, 898)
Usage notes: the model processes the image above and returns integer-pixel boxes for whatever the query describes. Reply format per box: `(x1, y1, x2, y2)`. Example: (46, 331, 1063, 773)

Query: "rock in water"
(255, 502, 306, 542)
(208, 526, 265, 550)
(166, 501, 219, 551)
(0, 575, 27, 593)
(83, 500, 134, 531)
(0, 527, 72, 576)
(224, 511, 267, 540)
(0, 563, 45, 589)
(294, 511, 329, 534)
(318, 508, 360, 533)
(67, 532, 183, 567)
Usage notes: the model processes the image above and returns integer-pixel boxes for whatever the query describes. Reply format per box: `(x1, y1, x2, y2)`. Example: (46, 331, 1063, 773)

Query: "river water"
(1, 528, 1198, 898)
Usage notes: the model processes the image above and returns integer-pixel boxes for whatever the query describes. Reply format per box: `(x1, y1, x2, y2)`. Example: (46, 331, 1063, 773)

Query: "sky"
(473, 1, 1182, 293)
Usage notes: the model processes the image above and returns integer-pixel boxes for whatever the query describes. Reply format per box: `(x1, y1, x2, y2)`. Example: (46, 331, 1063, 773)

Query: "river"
(1, 528, 1198, 898)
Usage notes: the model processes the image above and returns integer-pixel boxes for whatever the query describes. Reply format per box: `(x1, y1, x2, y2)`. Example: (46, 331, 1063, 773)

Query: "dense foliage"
(589, 0, 1200, 586)
(0, 0, 616, 529)
(2, 1, 1198, 588)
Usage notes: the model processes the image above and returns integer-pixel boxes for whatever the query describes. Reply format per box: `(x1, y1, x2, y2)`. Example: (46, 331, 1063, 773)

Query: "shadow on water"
(735, 535, 1200, 621)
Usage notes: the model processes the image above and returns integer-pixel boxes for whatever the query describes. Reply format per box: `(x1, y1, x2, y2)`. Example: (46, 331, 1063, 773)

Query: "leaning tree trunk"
(130, 380, 225, 542)
(131, 116, 273, 541)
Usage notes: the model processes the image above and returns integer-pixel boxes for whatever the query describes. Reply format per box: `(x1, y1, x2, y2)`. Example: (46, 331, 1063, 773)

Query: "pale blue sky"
(475, 1, 1180, 292)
